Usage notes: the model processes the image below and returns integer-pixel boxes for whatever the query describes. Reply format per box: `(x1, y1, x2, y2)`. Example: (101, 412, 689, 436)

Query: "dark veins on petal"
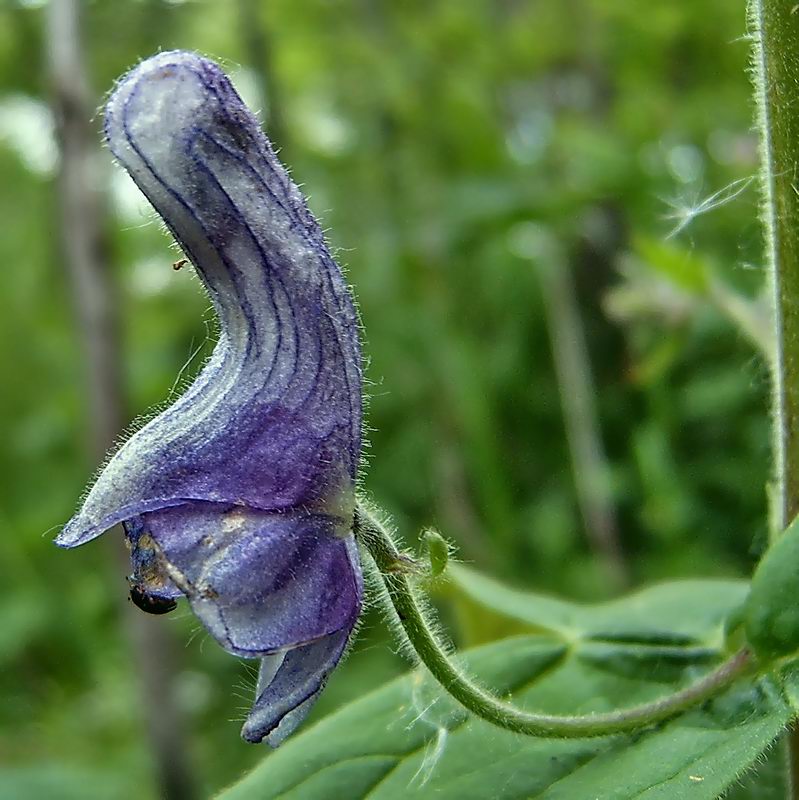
(58, 51, 362, 547)
(57, 51, 365, 747)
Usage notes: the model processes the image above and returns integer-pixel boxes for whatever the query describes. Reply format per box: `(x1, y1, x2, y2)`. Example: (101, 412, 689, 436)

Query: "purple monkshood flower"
(56, 51, 363, 747)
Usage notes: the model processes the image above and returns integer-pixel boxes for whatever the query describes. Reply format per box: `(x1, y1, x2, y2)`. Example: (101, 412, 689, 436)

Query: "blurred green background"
(0, 0, 772, 797)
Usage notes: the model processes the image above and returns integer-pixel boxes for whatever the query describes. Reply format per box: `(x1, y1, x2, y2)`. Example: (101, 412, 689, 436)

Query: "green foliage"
(0, 767, 133, 800)
(219, 573, 786, 799)
(0, 0, 780, 796)
(746, 515, 799, 662)
(635, 235, 710, 293)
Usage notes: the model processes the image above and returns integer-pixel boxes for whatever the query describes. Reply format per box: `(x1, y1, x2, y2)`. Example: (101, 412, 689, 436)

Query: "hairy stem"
(752, 0, 799, 539)
(355, 503, 752, 739)
(751, 0, 799, 794)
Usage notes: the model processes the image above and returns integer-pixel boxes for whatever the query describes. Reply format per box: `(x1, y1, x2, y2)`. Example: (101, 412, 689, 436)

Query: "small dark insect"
(172, 258, 188, 271)
(129, 585, 178, 615)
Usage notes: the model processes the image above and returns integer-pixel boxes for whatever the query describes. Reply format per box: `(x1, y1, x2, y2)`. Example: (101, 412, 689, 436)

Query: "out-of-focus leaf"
(607, 238, 772, 359)
(217, 574, 785, 800)
(635, 235, 710, 293)
(603, 260, 701, 329)
(0, 766, 134, 800)
(707, 281, 774, 362)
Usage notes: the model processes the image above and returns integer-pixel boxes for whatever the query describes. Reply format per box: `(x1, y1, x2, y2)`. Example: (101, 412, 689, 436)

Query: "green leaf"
(745, 513, 799, 662)
(448, 564, 746, 645)
(724, 739, 787, 800)
(0, 765, 134, 800)
(218, 575, 789, 800)
(633, 235, 710, 294)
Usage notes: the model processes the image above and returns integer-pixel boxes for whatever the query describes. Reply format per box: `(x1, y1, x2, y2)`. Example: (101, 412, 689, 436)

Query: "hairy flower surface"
(56, 51, 363, 747)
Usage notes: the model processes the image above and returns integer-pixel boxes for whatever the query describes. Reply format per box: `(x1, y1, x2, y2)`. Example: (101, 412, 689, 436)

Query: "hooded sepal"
(57, 50, 365, 747)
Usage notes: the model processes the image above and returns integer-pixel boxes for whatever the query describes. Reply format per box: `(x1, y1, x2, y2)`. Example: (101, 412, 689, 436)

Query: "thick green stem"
(751, 2, 799, 794)
(752, 0, 799, 536)
(355, 504, 752, 739)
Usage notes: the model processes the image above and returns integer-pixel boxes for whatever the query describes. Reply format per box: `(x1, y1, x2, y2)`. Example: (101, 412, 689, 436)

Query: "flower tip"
(53, 530, 73, 549)
(104, 50, 230, 157)
(240, 720, 269, 746)
(54, 514, 94, 549)
(115, 50, 216, 93)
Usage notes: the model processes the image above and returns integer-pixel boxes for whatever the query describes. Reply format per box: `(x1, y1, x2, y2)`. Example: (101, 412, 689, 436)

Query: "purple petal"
(241, 626, 352, 746)
(139, 501, 362, 657)
(58, 51, 361, 548)
(57, 51, 366, 748)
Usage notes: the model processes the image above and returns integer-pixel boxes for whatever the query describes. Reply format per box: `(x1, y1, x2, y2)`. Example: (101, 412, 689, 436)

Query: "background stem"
(537, 254, 628, 589)
(46, 1, 195, 797)
(751, 0, 799, 795)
